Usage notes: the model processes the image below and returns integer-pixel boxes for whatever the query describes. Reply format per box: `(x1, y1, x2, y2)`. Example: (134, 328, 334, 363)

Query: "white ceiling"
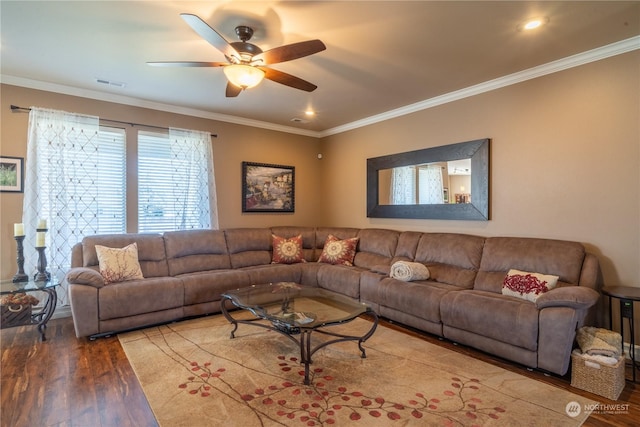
(1, 1, 639, 137)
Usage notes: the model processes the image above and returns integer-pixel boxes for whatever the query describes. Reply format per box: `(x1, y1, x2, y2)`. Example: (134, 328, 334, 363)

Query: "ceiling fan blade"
(180, 13, 240, 61)
(226, 82, 242, 98)
(147, 61, 228, 67)
(261, 67, 318, 92)
(253, 39, 326, 65)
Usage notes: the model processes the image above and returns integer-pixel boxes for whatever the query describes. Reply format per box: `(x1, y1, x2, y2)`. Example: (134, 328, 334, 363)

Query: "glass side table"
(602, 286, 640, 382)
(0, 278, 59, 341)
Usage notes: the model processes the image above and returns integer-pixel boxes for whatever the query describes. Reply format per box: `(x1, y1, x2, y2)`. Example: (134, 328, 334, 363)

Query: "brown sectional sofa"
(66, 226, 601, 376)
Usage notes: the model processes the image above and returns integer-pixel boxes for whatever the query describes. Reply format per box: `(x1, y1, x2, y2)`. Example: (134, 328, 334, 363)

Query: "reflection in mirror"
(378, 159, 471, 205)
(367, 139, 490, 220)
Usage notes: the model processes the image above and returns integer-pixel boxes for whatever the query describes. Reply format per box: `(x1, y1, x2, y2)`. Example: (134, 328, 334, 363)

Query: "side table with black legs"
(0, 278, 58, 341)
(602, 286, 640, 382)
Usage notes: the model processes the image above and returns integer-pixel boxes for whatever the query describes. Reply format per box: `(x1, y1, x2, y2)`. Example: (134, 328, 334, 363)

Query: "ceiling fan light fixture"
(224, 64, 265, 89)
(518, 16, 549, 31)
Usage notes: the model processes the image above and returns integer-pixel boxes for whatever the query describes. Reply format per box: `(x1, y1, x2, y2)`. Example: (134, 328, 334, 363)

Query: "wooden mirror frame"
(367, 138, 490, 220)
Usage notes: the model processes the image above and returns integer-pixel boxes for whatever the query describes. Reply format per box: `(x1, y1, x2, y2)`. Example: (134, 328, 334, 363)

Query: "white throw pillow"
(95, 242, 145, 285)
(501, 269, 559, 302)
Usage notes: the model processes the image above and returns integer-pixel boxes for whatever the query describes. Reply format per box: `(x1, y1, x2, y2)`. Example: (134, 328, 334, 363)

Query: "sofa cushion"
(242, 264, 303, 285)
(353, 228, 399, 270)
(318, 235, 359, 266)
(225, 228, 272, 268)
(98, 276, 183, 320)
(82, 233, 169, 277)
(95, 243, 145, 284)
(414, 233, 485, 288)
(164, 229, 231, 276)
(317, 264, 361, 299)
(366, 277, 455, 324)
(271, 234, 306, 264)
(475, 237, 586, 293)
(181, 270, 251, 306)
(502, 269, 559, 302)
(392, 231, 423, 263)
(440, 290, 539, 351)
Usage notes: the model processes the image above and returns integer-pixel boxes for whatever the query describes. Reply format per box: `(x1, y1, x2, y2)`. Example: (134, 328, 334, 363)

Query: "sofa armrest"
(535, 286, 600, 310)
(66, 267, 105, 288)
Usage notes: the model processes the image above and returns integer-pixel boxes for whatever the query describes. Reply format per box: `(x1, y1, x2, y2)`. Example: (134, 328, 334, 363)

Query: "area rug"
(119, 314, 595, 426)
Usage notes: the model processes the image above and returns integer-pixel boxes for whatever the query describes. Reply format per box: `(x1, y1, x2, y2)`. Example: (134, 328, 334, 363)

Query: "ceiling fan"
(148, 13, 326, 97)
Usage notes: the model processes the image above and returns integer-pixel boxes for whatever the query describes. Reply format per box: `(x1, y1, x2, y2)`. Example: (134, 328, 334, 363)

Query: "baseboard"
(52, 305, 72, 319)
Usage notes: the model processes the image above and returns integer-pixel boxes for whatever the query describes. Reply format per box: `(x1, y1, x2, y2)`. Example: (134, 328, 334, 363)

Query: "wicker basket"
(0, 304, 33, 329)
(571, 352, 625, 400)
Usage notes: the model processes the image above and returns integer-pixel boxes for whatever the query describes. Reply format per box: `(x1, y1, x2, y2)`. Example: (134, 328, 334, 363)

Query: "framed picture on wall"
(242, 161, 295, 212)
(0, 156, 24, 193)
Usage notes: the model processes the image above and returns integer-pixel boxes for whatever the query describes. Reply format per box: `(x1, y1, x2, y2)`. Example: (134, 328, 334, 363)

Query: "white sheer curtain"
(23, 107, 101, 306)
(390, 166, 416, 204)
(418, 165, 444, 204)
(168, 127, 219, 230)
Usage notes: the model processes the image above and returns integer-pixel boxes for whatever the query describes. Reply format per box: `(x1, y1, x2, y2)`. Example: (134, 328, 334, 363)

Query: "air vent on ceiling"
(290, 117, 309, 124)
(95, 78, 126, 88)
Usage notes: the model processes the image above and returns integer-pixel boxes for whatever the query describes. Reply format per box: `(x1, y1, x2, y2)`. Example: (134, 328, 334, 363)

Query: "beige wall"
(318, 51, 640, 289)
(0, 84, 322, 279)
(2, 51, 638, 290)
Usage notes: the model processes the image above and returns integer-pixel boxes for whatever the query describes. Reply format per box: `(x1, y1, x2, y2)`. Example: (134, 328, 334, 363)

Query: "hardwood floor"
(1, 316, 639, 426)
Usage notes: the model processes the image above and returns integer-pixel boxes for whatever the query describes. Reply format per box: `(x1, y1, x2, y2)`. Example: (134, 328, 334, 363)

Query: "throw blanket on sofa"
(576, 326, 622, 358)
(390, 261, 430, 282)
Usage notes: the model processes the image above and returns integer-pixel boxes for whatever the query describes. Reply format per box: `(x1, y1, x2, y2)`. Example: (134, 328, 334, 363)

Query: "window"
(24, 108, 217, 309)
(138, 129, 215, 233)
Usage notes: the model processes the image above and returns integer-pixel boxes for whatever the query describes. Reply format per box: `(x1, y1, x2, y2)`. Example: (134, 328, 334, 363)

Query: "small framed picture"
(0, 156, 24, 193)
(242, 161, 295, 212)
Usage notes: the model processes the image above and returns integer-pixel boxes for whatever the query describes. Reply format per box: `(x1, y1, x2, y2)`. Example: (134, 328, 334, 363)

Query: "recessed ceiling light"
(305, 110, 315, 117)
(518, 17, 549, 31)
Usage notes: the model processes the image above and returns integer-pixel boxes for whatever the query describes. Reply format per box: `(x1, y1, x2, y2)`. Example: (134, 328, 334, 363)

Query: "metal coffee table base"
(221, 297, 379, 385)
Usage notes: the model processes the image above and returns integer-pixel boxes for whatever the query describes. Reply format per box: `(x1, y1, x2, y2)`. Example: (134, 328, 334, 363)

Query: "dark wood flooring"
(1, 316, 639, 426)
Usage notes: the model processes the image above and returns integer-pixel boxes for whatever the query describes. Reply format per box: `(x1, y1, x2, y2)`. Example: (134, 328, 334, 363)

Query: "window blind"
(94, 126, 127, 233)
(138, 130, 212, 232)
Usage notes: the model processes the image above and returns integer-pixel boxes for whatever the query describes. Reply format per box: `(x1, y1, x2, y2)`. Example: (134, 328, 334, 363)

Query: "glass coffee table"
(221, 283, 378, 385)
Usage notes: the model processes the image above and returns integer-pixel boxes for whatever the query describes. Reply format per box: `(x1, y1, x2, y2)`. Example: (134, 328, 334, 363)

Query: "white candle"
(36, 231, 46, 247)
(38, 218, 47, 229)
(14, 223, 24, 237)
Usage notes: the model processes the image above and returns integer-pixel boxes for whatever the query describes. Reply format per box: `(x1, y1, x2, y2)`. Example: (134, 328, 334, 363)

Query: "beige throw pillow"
(95, 242, 145, 285)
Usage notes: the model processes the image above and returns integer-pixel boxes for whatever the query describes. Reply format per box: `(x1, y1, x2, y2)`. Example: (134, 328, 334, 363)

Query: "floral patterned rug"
(118, 313, 595, 426)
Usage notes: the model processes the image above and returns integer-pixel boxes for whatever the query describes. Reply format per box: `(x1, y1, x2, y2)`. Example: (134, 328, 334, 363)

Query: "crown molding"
(0, 75, 321, 138)
(3, 36, 638, 139)
(318, 35, 640, 138)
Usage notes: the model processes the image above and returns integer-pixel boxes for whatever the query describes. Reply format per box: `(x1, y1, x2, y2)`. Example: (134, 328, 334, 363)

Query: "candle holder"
(12, 235, 29, 283)
(34, 227, 51, 282)
(34, 247, 51, 282)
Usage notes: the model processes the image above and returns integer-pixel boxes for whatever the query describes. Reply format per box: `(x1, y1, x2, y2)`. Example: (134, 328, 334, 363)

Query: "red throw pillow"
(318, 234, 359, 266)
(271, 234, 306, 264)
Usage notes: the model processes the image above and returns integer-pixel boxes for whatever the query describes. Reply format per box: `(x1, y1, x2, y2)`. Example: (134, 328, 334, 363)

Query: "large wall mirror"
(367, 138, 490, 220)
